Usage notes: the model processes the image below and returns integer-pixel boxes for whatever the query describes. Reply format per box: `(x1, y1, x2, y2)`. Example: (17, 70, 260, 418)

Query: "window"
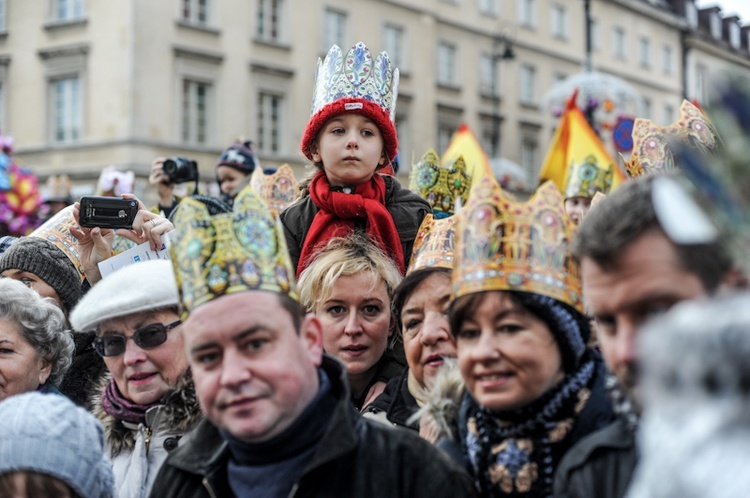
(642, 97, 651, 119)
(437, 41, 457, 86)
(438, 123, 455, 154)
(478, 0, 499, 16)
(480, 53, 499, 96)
(519, 64, 536, 104)
(181, 79, 211, 144)
(685, 1, 698, 29)
(662, 45, 673, 74)
(729, 23, 740, 49)
(710, 13, 721, 39)
(520, 139, 538, 177)
(383, 24, 405, 69)
(695, 64, 707, 104)
(182, 0, 210, 26)
(551, 4, 568, 39)
(481, 117, 500, 157)
(53, 0, 84, 22)
(396, 111, 411, 172)
(0, 0, 6, 31)
(613, 27, 626, 59)
(51, 77, 81, 143)
(257, 92, 283, 154)
(638, 37, 650, 68)
(590, 19, 600, 51)
(518, 0, 535, 28)
(323, 9, 346, 50)
(257, 0, 285, 42)
(664, 104, 674, 125)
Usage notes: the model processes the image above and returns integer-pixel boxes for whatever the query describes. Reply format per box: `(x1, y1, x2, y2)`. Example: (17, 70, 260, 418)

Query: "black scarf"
(461, 357, 596, 498)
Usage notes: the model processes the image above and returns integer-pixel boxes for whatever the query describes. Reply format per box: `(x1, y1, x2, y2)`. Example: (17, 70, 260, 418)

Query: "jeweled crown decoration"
(170, 185, 297, 317)
(310, 42, 399, 121)
(249, 164, 299, 220)
(623, 100, 720, 178)
(453, 177, 582, 311)
(30, 205, 85, 281)
(409, 149, 472, 218)
(564, 155, 613, 199)
(407, 214, 456, 275)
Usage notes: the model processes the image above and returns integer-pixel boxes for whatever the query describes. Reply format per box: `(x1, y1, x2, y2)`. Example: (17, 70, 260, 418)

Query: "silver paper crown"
(310, 42, 399, 121)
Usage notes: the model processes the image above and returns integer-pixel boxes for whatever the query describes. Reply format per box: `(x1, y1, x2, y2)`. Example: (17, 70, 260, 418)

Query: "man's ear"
(301, 313, 324, 367)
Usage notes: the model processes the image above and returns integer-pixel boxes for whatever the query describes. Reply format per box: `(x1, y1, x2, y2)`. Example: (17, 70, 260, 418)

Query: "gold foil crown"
(311, 41, 399, 121)
(623, 100, 720, 178)
(453, 177, 582, 311)
(30, 205, 85, 281)
(409, 149, 472, 218)
(249, 164, 299, 219)
(564, 155, 614, 199)
(407, 214, 456, 275)
(169, 185, 297, 317)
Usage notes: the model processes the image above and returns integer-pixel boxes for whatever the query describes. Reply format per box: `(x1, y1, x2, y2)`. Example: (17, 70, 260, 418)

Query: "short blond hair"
(298, 234, 403, 313)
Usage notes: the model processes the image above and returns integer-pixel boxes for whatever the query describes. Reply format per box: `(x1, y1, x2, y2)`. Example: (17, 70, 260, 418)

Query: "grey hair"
(0, 278, 74, 387)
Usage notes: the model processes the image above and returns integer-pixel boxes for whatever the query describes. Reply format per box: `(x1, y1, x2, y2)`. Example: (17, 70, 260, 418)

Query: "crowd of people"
(0, 40, 748, 498)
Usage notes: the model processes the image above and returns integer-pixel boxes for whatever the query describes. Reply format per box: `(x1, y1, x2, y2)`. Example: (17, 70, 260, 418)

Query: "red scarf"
(298, 171, 405, 277)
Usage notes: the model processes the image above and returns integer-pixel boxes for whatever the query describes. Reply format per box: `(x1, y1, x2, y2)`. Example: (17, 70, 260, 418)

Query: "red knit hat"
(300, 42, 399, 163)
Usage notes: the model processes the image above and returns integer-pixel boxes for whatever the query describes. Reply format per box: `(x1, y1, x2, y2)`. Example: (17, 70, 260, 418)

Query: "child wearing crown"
(280, 42, 430, 278)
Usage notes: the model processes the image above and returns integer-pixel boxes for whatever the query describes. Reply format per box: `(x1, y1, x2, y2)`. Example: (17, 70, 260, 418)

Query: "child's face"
(216, 166, 247, 196)
(312, 113, 386, 187)
(564, 196, 592, 225)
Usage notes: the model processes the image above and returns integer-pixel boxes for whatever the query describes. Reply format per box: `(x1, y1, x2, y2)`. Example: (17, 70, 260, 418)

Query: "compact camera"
(163, 156, 199, 184)
(79, 196, 139, 229)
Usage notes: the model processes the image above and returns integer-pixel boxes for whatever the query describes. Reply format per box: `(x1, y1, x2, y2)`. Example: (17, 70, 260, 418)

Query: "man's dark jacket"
(553, 417, 637, 498)
(149, 356, 476, 498)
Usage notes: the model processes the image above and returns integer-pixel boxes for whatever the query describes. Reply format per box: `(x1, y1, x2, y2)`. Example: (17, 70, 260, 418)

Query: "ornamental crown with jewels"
(169, 184, 297, 318)
(310, 41, 398, 122)
(564, 154, 614, 199)
(249, 164, 298, 220)
(409, 149, 472, 218)
(452, 176, 582, 311)
(407, 214, 456, 275)
(622, 100, 720, 178)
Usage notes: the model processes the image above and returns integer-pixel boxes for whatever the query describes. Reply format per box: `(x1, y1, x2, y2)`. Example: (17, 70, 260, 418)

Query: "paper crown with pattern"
(622, 100, 720, 178)
(407, 214, 456, 275)
(453, 177, 582, 311)
(301, 42, 400, 162)
(169, 184, 297, 317)
(409, 149, 472, 218)
(564, 155, 614, 199)
(249, 165, 298, 219)
(29, 205, 85, 281)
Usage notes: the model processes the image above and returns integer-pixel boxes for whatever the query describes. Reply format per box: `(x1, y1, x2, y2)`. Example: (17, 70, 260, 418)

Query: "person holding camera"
(149, 158, 184, 219)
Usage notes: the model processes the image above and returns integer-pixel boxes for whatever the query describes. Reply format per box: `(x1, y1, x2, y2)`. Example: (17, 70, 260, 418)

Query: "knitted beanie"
(301, 97, 398, 163)
(216, 140, 258, 175)
(0, 392, 115, 498)
(0, 237, 81, 314)
(70, 259, 179, 333)
(513, 291, 590, 373)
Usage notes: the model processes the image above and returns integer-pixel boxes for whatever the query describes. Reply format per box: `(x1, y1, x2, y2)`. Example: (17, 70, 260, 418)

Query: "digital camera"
(163, 156, 199, 184)
(79, 196, 139, 229)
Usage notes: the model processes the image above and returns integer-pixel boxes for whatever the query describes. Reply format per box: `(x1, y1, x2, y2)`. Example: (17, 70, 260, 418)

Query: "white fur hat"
(70, 259, 179, 332)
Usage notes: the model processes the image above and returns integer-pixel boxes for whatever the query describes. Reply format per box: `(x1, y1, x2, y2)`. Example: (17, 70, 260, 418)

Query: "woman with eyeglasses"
(70, 259, 201, 498)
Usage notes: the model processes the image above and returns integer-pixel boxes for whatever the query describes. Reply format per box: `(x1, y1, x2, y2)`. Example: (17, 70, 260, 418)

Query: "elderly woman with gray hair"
(0, 278, 74, 400)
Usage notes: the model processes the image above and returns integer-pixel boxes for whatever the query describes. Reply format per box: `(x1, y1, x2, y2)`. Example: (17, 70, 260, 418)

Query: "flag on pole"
(539, 89, 626, 193)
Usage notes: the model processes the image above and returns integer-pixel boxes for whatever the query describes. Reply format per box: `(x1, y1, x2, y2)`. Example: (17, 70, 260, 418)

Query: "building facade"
(0, 0, 746, 199)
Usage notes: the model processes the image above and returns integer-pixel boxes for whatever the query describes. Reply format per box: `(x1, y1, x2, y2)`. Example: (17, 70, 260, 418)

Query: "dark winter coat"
(279, 174, 430, 273)
(552, 418, 637, 498)
(148, 356, 477, 498)
(58, 331, 107, 410)
(364, 367, 420, 431)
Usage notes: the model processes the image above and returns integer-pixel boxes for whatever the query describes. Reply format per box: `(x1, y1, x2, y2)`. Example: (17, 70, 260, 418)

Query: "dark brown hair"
(0, 471, 79, 498)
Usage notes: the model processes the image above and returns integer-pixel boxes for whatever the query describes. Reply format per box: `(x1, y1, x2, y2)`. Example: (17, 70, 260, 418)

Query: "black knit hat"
(215, 140, 258, 175)
(0, 237, 81, 314)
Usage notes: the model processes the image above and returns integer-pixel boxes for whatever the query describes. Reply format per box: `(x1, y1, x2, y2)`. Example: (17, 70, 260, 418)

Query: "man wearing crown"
(554, 174, 744, 498)
(149, 185, 474, 498)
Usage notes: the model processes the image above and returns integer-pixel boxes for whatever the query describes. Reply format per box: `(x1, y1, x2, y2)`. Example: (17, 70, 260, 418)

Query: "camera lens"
(162, 159, 178, 175)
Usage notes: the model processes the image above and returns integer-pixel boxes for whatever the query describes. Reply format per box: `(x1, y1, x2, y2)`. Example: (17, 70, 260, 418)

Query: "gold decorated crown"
(564, 155, 613, 199)
(409, 149, 472, 218)
(29, 205, 85, 281)
(407, 214, 456, 275)
(249, 164, 299, 219)
(169, 185, 297, 317)
(311, 41, 399, 121)
(453, 177, 582, 311)
(623, 100, 720, 178)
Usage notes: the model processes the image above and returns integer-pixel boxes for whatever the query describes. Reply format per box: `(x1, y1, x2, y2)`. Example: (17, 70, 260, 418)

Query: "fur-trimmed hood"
(91, 372, 203, 457)
(412, 359, 465, 442)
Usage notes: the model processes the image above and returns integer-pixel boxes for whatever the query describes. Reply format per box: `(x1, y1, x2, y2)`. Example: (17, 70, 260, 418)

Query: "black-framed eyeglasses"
(94, 320, 182, 357)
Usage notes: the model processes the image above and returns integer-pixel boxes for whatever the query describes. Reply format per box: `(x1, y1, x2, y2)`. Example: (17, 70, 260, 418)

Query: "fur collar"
(91, 372, 202, 457)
